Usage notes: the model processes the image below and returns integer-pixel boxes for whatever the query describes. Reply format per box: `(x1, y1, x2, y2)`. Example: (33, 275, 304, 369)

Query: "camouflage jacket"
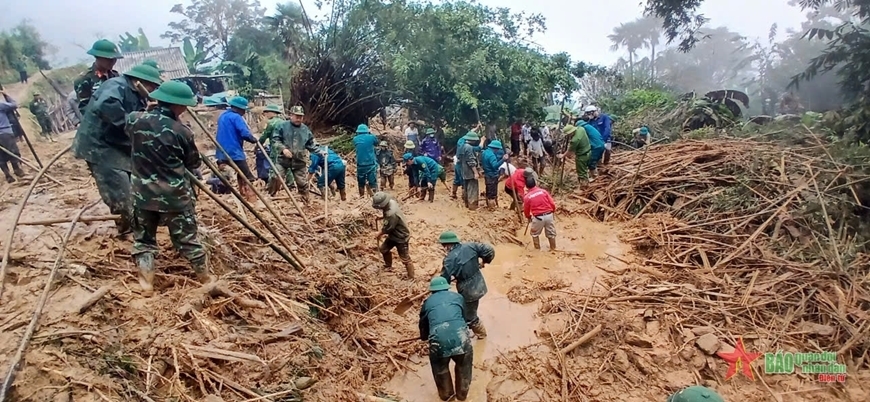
(73, 64, 120, 114)
(258, 117, 285, 145)
(28, 99, 49, 118)
(272, 121, 317, 166)
(128, 106, 202, 212)
(72, 76, 147, 171)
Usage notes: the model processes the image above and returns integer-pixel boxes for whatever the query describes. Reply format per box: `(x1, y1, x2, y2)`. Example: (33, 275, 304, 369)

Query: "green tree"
(118, 28, 152, 52)
(162, 0, 266, 62)
(10, 21, 52, 70)
(608, 21, 647, 86)
(263, 2, 309, 63)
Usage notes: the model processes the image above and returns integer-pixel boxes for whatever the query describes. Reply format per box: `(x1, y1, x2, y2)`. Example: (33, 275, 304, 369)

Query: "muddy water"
(385, 214, 630, 401)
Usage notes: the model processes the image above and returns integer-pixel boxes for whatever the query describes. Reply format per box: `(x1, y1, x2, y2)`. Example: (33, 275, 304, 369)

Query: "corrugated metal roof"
(115, 47, 191, 80)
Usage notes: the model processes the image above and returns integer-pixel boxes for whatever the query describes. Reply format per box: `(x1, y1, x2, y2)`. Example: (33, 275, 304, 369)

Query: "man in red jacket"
(522, 177, 557, 251)
(510, 120, 523, 157)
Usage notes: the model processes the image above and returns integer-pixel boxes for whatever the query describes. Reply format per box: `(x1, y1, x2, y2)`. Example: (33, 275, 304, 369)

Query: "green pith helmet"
(123, 64, 163, 85)
(263, 104, 283, 114)
(379, 141, 388, 147)
(356, 124, 370, 134)
(142, 59, 164, 72)
(32, 92, 41, 97)
(667, 386, 725, 402)
(404, 140, 415, 149)
(87, 39, 123, 59)
(429, 277, 450, 292)
(463, 131, 480, 141)
(372, 191, 391, 209)
(488, 140, 502, 149)
(438, 231, 460, 244)
(425, 127, 436, 135)
(148, 81, 197, 107)
(290, 105, 304, 115)
(562, 124, 578, 135)
(403, 153, 414, 161)
(228, 96, 249, 110)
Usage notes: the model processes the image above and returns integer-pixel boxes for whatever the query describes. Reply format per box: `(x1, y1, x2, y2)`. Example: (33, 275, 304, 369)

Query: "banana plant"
(183, 37, 210, 74)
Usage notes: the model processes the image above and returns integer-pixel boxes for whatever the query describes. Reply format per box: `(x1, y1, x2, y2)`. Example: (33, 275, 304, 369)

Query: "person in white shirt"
(541, 124, 554, 159)
(521, 123, 532, 156)
(404, 122, 419, 149)
(527, 129, 546, 173)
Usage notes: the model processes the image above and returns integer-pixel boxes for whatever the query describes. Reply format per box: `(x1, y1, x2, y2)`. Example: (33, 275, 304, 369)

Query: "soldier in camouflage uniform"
(272, 105, 318, 204)
(73, 39, 123, 114)
(257, 104, 285, 195)
(28, 93, 54, 140)
(127, 80, 210, 294)
(72, 64, 163, 236)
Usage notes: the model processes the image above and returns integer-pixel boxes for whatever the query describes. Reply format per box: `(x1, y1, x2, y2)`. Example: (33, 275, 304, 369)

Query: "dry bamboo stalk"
(17, 214, 120, 226)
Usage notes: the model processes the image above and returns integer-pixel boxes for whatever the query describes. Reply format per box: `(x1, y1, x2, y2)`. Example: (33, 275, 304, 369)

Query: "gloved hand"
(427, 182, 434, 189)
(282, 149, 292, 158)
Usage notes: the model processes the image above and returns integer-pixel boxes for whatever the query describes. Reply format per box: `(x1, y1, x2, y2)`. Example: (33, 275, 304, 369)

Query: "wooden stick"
(0, 145, 71, 302)
(188, 172, 302, 270)
(0, 145, 63, 185)
(559, 324, 602, 355)
(77, 284, 112, 314)
(0, 199, 98, 400)
(254, 140, 314, 231)
(323, 145, 329, 220)
(18, 215, 120, 226)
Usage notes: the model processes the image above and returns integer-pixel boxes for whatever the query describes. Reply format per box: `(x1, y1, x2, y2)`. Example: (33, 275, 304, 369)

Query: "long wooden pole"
(0, 200, 99, 400)
(323, 145, 328, 220)
(18, 214, 119, 226)
(188, 172, 301, 270)
(197, 158, 305, 271)
(0, 145, 71, 302)
(253, 140, 314, 231)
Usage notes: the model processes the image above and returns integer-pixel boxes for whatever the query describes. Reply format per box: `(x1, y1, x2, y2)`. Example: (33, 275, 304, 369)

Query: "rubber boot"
(116, 216, 133, 237)
(533, 236, 541, 250)
(469, 321, 487, 338)
(12, 163, 25, 178)
(366, 186, 374, 197)
(433, 372, 455, 401)
(418, 187, 427, 201)
(451, 185, 459, 199)
(135, 253, 155, 296)
(358, 187, 365, 198)
(382, 252, 393, 271)
(1, 163, 14, 183)
(548, 237, 556, 251)
(403, 260, 415, 279)
(339, 189, 347, 201)
(427, 188, 434, 203)
(300, 191, 310, 205)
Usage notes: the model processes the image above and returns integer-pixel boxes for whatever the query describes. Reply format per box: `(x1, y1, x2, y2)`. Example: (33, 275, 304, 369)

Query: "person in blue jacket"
(577, 116, 605, 181)
(215, 96, 258, 200)
(404, 153, 445, 202)
(309, 146, 347, 201)
(450, 127, 484, 199)
(419, 276, 474, 401)
(480, 140, 506, 208)
(584, 105, 613, 165)
(353, 124, 379, 197)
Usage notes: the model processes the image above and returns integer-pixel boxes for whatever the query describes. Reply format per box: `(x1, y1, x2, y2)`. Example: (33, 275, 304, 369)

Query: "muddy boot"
(358, 187, 365, 198)
(135, 253, 156, 296)
(1, 163, 14, 183)
(403, 260, 415, 279)
(469, 321, 487, 338)
(300, 191, 311, 205)
(116, 216, 133, 237)
(548, 237, 556, 251)
(418, 188, 427, 201)
(451, 185, 459, 199)
(12, 165, 25, 178)
(339, 189, 347, 201)
(427, 188, 435, 203)
(366, 186, 374, 197)
(382, 252, 393, 271)
(433, 372, 455, 401)
(532, 236, 541, 250)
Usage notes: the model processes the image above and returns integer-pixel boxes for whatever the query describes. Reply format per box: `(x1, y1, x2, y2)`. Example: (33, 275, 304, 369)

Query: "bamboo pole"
(17, 215, 120, 226)
(188, 172, 301, 270)
(0, 145, 63, 186)
(0, 200, 99, 400)
(253, 140, 314, 231)
(323, 145, 328, 220)
(196, 159, 306, 271)
(0, 145, 71, 302)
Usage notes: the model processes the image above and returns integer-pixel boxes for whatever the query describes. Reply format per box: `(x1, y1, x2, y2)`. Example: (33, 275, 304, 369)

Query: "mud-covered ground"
(0, 80, 868, 402)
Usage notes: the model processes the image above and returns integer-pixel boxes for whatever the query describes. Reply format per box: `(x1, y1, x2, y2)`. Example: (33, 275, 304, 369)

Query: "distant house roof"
(115, 47, 190, 80)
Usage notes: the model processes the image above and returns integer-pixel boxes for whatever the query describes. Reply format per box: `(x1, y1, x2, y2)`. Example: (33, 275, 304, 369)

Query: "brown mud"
(0, 83, 867, 401)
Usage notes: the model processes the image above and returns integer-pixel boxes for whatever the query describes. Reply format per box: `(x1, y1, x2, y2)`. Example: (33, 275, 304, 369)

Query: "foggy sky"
(0, 0, 805, 68)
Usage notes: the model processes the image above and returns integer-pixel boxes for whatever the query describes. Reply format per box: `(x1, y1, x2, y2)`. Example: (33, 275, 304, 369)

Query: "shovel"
(393, 290, 429, 314)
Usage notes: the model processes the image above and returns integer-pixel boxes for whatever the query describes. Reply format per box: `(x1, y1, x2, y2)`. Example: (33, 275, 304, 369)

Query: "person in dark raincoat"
(420, 127, 443, 163)
(404, 153, 445, 202)
(419, 276, 474, 401)
(456, 131, 482, 210)
(309, 146, 347, 201)
(377, 141, 397, 190)
(372, 191, 414, 278)
(353, 124, 379, 197)
(438, 230, 495, 338)
(480, 140, 506, 208)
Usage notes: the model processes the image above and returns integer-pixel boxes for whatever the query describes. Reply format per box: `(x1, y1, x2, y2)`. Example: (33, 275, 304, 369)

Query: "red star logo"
(716, 337, 761, 380)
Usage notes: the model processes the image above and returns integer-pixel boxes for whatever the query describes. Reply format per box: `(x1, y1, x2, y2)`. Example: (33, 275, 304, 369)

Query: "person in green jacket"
(377, 141, 397, 190)
(273, 105, 318, 204)
(557, 124, 592, 185)
(72, 64, 163, 236)
(373, 192, 414, 278)
(667, 386, 725, 402)
(74, 39, 123, 114)
(438, 231, 495, 338)
(419, 276, 474, 401)
(457, 131, 482, 210)
(258, 104, 285, 195)
(28, 93, 54, 140)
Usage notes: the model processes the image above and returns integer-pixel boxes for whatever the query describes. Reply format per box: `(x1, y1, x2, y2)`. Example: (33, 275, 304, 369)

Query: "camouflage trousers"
(279, 159, 310, 200)
(132, 207, 206, 271)
(86, 162, 133, 232)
